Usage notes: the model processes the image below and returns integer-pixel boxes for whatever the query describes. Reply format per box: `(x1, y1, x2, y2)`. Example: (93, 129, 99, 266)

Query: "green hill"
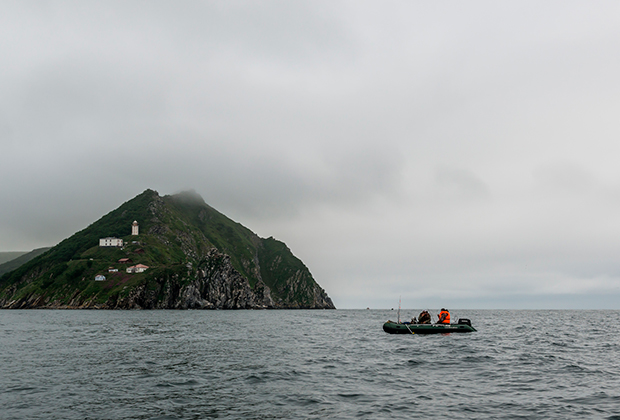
(0, 248, 51, 276)
(0, 190, 334, 309)
(0, 252, 27, 265)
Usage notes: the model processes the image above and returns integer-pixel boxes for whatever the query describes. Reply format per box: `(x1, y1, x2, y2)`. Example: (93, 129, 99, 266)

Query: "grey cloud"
(434, 167, 490, 201)
(3, 1, 620, 308)
(532, 162, 596, 195)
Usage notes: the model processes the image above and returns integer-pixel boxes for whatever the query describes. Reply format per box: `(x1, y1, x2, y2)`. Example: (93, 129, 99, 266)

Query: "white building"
(132, 220, 139, 236)
(95, 275, 106, 281)
(99, 237, 124, 247)
(126, 264, 149, 274)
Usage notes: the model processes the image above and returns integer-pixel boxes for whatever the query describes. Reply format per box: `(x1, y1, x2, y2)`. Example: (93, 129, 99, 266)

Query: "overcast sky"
(2, 1, 620, 309)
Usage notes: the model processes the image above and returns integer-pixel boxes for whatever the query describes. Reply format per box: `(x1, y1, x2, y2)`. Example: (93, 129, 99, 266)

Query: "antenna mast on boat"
(397, 296, 401, 324)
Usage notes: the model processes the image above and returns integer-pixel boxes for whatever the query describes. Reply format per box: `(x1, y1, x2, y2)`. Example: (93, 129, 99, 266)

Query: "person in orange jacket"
(437, 308, 450, 324)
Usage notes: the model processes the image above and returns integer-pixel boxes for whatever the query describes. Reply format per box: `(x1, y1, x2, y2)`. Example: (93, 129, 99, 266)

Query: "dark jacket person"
(418, 310, 431, 324)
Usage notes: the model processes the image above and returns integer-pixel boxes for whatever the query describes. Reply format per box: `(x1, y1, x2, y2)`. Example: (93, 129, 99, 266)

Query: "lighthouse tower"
(132, 220, 139, 236)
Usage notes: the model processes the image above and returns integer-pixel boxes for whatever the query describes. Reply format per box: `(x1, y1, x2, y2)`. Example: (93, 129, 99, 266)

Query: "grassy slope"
(0, 190, 163, 303)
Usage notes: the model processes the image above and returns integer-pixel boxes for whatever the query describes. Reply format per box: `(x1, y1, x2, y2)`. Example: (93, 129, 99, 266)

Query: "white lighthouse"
(132, 220, 139, 236)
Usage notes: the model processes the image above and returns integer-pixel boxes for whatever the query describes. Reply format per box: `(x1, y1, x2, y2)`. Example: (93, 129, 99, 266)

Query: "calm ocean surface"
(2, 309, 620, 419)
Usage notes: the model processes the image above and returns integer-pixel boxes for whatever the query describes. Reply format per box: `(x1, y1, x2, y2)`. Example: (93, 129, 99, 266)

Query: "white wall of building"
(99, 237, 123, 247)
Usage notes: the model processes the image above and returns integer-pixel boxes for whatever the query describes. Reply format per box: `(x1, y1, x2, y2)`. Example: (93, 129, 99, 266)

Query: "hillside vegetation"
(0, 248, 51, 277)
(0, 252, 27, 265)
(0, 190, 334, 309)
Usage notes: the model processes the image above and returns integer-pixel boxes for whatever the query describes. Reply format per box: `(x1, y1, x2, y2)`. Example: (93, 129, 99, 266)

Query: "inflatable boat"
(383, 319, 476, 334)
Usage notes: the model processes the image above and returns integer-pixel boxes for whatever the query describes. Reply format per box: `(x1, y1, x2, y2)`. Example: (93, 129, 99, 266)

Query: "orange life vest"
(438, 310, 450, 324)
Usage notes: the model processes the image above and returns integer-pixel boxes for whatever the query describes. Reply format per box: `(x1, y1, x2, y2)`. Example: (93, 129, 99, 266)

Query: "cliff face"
(0, 190, 335, 310)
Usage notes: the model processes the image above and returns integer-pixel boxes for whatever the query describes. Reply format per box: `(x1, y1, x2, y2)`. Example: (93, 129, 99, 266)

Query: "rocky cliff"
(0, 190, 335, 310)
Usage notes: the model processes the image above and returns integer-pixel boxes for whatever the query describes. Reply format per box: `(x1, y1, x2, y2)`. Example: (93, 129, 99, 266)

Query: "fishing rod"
(398, 297, 414, 334)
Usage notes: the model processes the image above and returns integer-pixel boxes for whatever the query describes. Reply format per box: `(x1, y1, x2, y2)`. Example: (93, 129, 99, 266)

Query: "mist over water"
(2, 309, 620, 419)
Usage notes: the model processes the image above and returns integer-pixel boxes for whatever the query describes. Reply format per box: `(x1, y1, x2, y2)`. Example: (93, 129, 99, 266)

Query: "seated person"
(418, 310, 431, 324)
(437, 308, 451, 324)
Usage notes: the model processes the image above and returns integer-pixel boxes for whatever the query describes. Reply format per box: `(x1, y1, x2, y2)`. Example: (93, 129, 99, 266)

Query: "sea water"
(1, 309, 620, 419)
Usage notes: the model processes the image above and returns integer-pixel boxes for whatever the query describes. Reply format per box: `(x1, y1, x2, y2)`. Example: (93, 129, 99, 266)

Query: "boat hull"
(383, 321, 476, 334)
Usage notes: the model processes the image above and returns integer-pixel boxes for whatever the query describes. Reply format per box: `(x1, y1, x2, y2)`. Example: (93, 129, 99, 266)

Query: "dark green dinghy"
(383, 319, 476, 334)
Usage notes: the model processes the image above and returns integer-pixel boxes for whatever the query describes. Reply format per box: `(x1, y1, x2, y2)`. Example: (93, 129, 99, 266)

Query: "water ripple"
(2, 309, 620, 419)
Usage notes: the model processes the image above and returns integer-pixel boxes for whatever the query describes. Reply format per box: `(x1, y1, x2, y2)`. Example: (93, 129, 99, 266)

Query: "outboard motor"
(457, 318, 472, 326)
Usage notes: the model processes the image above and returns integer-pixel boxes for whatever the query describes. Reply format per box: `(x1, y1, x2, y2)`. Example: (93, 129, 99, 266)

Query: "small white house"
(132, 221, 139, 236)
(126, 264, 149, 274)
(99, 237, 124, 247)
(108, 267, 118, 272)
(95, 275, 106, 281)
(134, 264, 149, 273)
